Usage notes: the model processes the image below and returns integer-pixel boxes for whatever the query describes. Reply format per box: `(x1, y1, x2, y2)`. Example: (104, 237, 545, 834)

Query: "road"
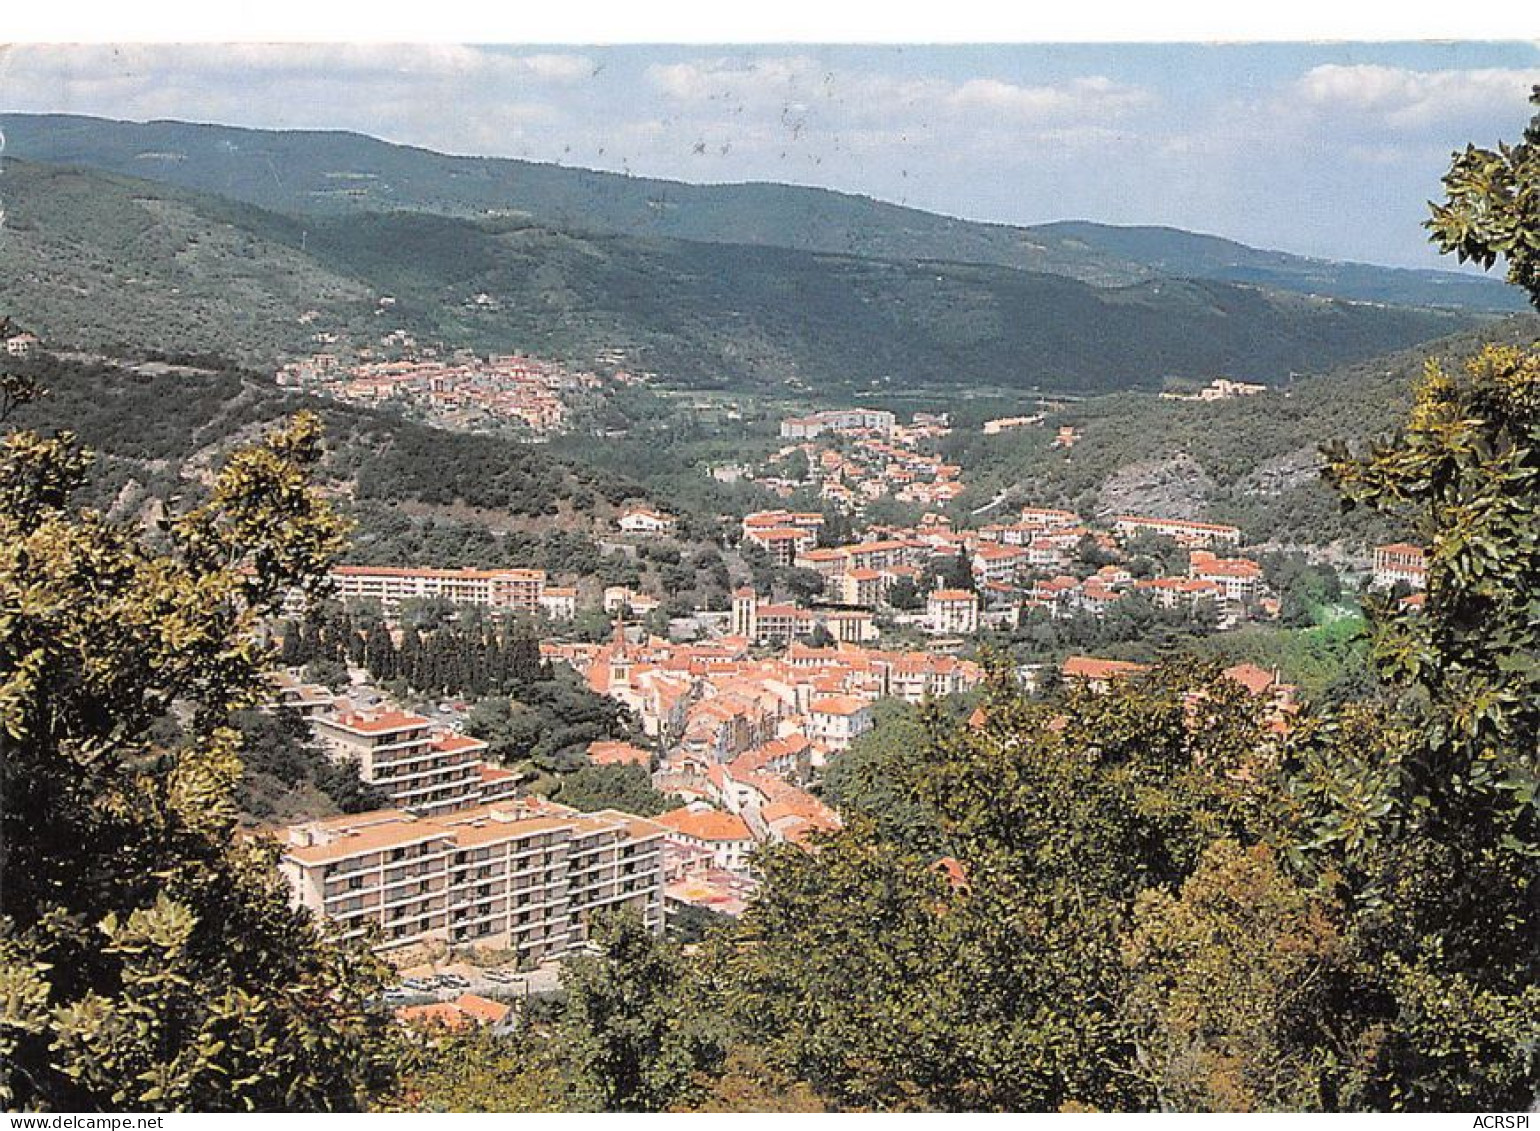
(971, 488, 1012, 516)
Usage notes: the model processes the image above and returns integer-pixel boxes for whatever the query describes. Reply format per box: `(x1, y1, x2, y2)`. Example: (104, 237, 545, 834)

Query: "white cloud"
(0, 44, 594, 104)
(1288, 63, 1540, 131)
(645, 55, 1154, 128)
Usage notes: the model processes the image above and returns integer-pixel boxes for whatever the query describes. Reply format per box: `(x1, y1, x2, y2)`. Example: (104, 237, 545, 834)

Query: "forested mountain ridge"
(5, 112, 1523, 312)
(1036, 220, 1530, 312)
(0, 158, 1478, 394)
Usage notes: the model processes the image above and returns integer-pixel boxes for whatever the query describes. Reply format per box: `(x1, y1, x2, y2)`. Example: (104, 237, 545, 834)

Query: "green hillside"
(1038, 221, 1530, 312)
(0, 114, 1142, 284)
(4, 350, 644, 535)
(942, 314, 1540, 546)
(0, 162, 380, 363)
(4, 113, 1523, 312)
(0, 159, 1479, 395)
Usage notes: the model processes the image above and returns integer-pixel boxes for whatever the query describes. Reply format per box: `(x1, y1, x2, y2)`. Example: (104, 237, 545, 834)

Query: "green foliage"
(229, 707, 388, 823)
(559, 911, 720, 1112)
(717, 662, 1288, 1111)
(557, 763, 672, 818)
(1305, 340, 1540, 1110)
(820, 700, 947, 854)
(0, 404, 395, 1110)
(1195, 616, 1371, 702)
(381, 1026, 565, 1112)
(464, 672, 632, 776)
(1122, 841, 1343, 1111)
(1428, 86, 1540, 306)
(1259, 551, 1343, 627)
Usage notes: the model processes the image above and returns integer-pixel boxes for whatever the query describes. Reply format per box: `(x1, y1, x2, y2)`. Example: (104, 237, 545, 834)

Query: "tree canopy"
(0, 390, 395, 1110)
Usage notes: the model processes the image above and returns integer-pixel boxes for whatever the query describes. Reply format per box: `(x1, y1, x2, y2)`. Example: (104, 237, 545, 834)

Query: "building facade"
(330, 565, 546, 615)
(278, 799, 667, 960)
(1372, 542, 1428, 590)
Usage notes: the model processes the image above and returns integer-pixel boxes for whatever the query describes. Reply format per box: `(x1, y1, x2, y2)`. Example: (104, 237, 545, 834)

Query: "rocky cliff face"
(1095, 451, 1217, 519)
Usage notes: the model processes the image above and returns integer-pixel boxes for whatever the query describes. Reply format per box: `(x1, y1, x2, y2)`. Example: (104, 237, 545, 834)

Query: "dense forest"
(0, 157, 1478, 393)
(8, 112, 1525, 311)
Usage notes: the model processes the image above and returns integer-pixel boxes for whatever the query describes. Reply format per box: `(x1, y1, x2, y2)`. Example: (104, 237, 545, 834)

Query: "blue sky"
(3, 42, 1538, 268)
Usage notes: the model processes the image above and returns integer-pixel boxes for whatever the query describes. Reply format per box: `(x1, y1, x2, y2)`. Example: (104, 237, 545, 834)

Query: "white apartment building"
(656, 806, 756, 873)
(313, 708, 490, 815)
(1372, 543, 1428, 591)
(807, 695, 876, 751)
(330, 565, 546, 615)
(926, 588, 980, 635)
(1188, 551, 1265, 605)
(1112, 515, 1243, 549)
(779, 409, 897, 439)
(539, 587, 578, 621)
(278, 799, 667, 960)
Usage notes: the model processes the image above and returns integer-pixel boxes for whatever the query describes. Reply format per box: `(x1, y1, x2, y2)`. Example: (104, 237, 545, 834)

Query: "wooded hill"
(7, 112, 1525, 311)
(942, 314, 1540, 547)
(0, 157, 1478, 395)
(5, 351, 646, 535)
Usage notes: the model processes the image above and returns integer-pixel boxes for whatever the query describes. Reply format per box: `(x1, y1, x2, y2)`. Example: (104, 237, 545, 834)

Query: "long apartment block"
(329, 565, 547, 614)
(278, 799, 668, 960)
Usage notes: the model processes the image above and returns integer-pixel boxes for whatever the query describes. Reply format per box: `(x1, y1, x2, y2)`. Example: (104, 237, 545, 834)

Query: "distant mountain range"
(4, 112, 1527, 314)
(0, 158, 1478, 395)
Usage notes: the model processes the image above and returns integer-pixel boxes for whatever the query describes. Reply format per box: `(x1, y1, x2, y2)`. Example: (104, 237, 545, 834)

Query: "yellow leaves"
(102, 893, 198, 960)
(1121, 840, 1342, 1111)
(0, 945, 53, 1036)
(166, 728, 244, 835)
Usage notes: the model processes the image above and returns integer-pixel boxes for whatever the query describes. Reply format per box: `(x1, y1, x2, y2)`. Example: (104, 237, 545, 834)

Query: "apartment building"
(807, 695, 876, 750)
(839, 568, 889, 608)
(779, 409, 897, 439)
(313, 709, 488, 815)
(277, 799, 667, 961)
(538, 587, 578, 621)
(743, 525, 818, 566)
(330, 565, 546, 615)
(656, 806, 756, 872)
(1019, 507, 1082, 529)
(973, 543, 1029, 586)
(742, 510, 825, 538)
(1188, 550, 1265, 605)
(1134, 576, 1224, 614)
(1372, 542, 1428, 591)
(927, 588, 980, 635)
(1112, 515, 1243, 549)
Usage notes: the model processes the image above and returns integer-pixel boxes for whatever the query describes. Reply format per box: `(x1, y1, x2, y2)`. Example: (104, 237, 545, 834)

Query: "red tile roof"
(657, 807, 754, 843)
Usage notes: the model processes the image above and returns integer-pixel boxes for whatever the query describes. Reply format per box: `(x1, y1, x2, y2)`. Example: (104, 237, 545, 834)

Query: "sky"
(3, 41, 1539, 269)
